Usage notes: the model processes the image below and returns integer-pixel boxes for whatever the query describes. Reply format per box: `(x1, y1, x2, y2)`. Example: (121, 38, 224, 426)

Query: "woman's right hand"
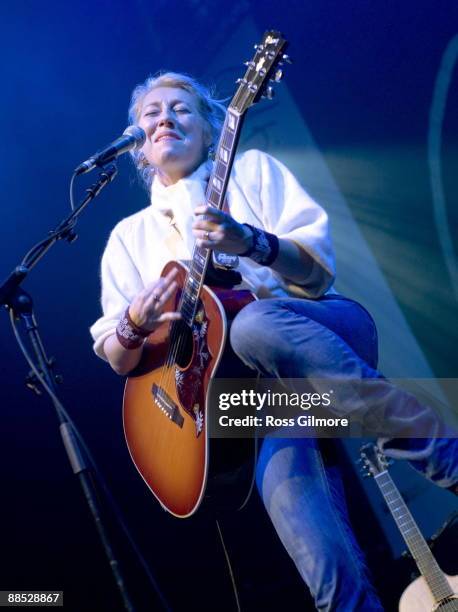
(128, 267, 182, 332)
(104, 267, 182, 375)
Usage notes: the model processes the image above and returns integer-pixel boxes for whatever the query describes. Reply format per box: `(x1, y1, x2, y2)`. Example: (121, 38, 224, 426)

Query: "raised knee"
(229, 300, 284, 361)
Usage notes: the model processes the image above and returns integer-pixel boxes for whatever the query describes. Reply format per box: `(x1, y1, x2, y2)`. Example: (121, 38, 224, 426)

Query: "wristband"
(116, 307, 151, 350)
(239, 223, 280, 266)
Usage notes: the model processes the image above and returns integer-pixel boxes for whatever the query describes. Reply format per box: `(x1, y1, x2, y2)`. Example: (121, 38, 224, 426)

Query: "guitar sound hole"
(171, 320, 194, 368)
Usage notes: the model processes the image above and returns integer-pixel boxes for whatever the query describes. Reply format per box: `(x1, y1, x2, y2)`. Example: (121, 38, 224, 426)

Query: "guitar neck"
(179, 109, 245, 325)
(207, 109, 244, 210)
(176, 29, 288, 326)
(374, 470, 454, 602)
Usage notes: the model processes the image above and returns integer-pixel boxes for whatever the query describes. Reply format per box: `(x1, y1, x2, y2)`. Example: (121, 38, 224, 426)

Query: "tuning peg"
(244, 60, 255, 68)
(236, 78, 247, 85)
(282, 54, 292, 64)
(262, 86, 275, 100)
(254, 43, 264, 51)
(272, 69, 283, 83)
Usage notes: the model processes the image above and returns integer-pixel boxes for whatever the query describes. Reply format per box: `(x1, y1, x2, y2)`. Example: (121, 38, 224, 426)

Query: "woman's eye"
(175, 107, 189, 114)
(144, 110, 159, 117)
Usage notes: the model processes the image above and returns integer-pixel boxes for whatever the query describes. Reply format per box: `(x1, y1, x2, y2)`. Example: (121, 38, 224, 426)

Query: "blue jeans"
(229, 296, 457, 611)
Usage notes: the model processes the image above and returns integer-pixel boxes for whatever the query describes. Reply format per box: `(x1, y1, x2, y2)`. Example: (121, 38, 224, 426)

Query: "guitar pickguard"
(175, 308, 212, 437)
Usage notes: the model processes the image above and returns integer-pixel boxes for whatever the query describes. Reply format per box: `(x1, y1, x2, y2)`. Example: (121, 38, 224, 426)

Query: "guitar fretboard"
(179, 109, 243, 326)
(375, 470, 454, 603)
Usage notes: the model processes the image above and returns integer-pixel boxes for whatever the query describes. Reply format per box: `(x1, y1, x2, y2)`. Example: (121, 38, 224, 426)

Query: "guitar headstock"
(230, 30, 289, 114)
(358, 443, 390, 478)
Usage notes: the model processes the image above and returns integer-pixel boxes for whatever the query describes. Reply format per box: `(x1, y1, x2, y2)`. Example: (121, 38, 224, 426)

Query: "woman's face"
(138, 86, 211, 185)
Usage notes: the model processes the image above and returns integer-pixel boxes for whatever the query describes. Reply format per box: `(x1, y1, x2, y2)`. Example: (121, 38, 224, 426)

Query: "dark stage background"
(0, 2, 457, 610)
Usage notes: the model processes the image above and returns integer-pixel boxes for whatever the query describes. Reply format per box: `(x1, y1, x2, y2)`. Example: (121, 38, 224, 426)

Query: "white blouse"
(90, 149, 335, 360)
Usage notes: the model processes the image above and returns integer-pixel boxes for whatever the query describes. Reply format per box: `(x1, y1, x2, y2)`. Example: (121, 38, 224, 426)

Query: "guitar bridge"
(152, 383, 184, 428)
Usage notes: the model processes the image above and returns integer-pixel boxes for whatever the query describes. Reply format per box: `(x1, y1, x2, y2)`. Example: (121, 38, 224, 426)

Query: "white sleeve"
(89, 225, 144, 361)
(241, 150, 336, 297)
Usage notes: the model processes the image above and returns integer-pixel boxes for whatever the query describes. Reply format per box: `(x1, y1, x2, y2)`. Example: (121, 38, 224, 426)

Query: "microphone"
(75, 126, 146, 175)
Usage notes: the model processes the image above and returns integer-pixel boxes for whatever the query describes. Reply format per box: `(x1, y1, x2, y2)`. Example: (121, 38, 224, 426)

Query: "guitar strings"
(159, 239, 211, 407)
(158, 202, 215, 405)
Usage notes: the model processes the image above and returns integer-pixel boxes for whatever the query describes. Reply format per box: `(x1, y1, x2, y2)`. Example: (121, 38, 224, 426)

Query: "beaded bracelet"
(239, 223, 280, 267)
(116, 307, 151, 350)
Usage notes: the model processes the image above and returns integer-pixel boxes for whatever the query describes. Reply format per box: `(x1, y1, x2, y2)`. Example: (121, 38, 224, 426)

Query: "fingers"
(145, 279, 178, 311)
(194, 205, 227, 222)
(163, 266, 180, 284)
(156, 311, 182, 324)
(143, 267, 179, 301)
(129, 268, 181, 329)
(192, 219, 220, 232)
(196, 230, 224, 248)
(193, 205, 238, 250)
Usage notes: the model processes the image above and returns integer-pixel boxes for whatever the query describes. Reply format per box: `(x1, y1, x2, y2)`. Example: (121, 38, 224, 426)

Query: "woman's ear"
(203, 125, 213, 149)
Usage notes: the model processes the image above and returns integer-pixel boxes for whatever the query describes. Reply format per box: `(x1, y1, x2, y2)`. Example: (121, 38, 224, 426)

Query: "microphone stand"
(0, 163, 136, 612)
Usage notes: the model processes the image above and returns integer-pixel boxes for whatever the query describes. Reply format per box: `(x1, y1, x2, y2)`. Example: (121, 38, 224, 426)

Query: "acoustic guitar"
(360, 443, 458, 611)
(123, 31, 289, 518)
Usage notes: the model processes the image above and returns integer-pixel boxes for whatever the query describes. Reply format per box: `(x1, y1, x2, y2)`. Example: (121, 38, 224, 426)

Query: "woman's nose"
(157, 109, 174, 127)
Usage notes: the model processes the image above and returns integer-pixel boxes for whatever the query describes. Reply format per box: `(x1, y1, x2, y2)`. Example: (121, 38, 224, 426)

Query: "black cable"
(216, 519, 242, 612)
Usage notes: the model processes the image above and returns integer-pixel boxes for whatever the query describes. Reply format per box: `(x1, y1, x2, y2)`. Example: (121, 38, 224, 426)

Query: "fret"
(208, 189, 220, 206)
(180, 308, 194, 325)
(392, 516, 411, 524)
(382, 487, 399, 498)
(392, 514, 415, 526)
(405, 535, 429, 549)
(212, 176, 223, 192)
(185, 287, 199, 302)
(398, 521, 415, 530)
(184, 285, 199, 302)
(186, 292, 199, 306)
(227, 111, 237, 131)
(222, 129, 234, 150)
(188, 271, 200, 284)
(180, 296, 195, 311)
(403, 527, 417, 535)
(181, 297, 195, 311)
(186, 270, 200, 283)
(193, 255, 205, 269)
(219, 147, 229, 163)
(194, 251, 206, 266)
(181, 307, 196, 325)
(390, 504, 407, 512)
(215, 160, 227, 180)
(191, 265, 204, 280)
(192, 264, 204, 279)
(392, 512, 410, 520)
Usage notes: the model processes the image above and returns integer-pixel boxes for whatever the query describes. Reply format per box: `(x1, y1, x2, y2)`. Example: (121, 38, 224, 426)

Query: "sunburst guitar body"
(123, 261, 256, 517)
